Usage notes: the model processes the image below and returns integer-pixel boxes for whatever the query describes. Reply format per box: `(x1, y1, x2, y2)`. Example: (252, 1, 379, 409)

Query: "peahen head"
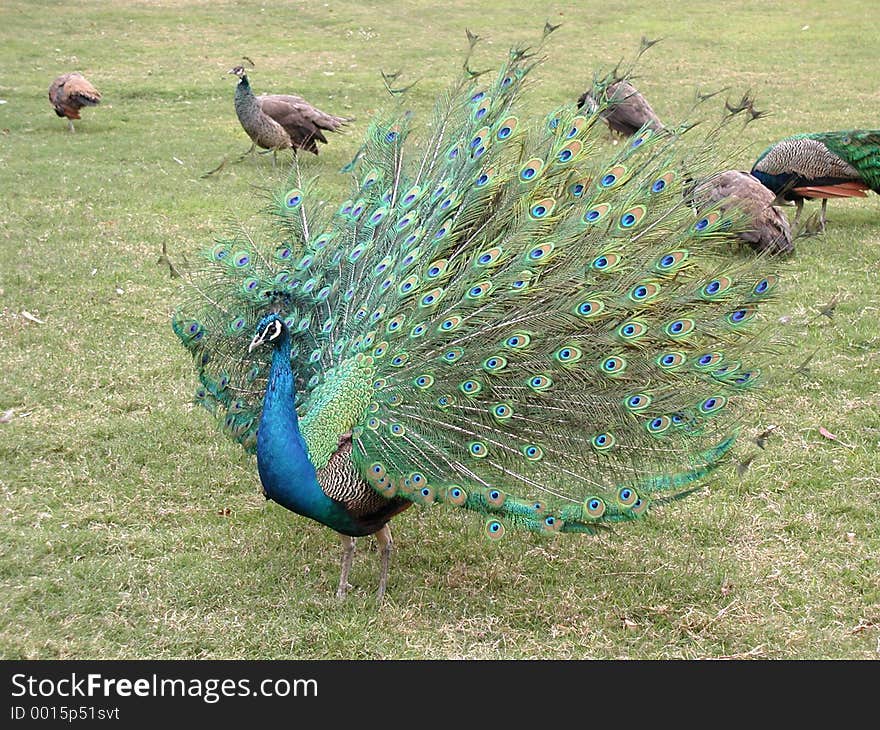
(248, 313, 286, 353)
(228, 65, 248, 81)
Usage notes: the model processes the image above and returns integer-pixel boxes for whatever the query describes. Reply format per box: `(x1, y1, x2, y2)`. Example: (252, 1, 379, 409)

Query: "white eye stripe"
(268, 320, 282, 340)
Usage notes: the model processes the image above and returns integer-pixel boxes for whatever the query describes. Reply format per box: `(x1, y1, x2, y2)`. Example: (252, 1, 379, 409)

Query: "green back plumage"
(754, 129, 880, 191)
(810, 130, 880, 190)
(174, 32, 783, 539)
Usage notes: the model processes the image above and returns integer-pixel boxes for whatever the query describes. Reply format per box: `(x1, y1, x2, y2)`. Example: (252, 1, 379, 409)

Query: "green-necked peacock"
(751, 130, 880, 231)
(173, 32, 783, 601)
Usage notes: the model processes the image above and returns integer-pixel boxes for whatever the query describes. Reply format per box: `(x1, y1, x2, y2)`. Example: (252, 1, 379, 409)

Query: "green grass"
(1, 0, 878, 660)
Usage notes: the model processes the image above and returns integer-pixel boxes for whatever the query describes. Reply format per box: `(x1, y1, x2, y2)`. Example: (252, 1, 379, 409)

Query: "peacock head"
(248, 313, 286, 353)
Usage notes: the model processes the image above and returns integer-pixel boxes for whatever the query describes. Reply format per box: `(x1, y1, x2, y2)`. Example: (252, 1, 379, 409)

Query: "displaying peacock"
(751, 130, 880, 231)
(173, 32, 783, 601)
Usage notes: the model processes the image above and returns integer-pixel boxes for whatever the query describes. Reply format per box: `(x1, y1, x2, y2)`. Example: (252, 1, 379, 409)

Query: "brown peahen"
(751, 131, 880, 231)
(228, 65, 349, 166)
(691, 170, 794, 255)
(577, 78, 664, 138)
(48, 72, 101, 132)
(174, 31, 785, 601)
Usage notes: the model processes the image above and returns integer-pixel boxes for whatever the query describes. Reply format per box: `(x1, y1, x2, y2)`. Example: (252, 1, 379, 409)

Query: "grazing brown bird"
(751, 131, 880, 231)
(692, 170, 794, 255)
(228, 65, 349, 166)
(577, 78, 664, 137)
(48, 72, 101, 132)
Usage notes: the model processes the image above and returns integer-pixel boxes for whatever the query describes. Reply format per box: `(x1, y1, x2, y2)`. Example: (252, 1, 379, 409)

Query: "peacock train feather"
(173, 30, 785, 600)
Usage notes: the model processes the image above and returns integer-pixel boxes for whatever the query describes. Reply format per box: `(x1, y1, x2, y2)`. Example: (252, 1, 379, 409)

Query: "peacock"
(751, 130, 880, 231)
(690, 170, 794, 255)
(48, 72, 101, 132)
(173, 31, 784, 601)
(228, 65, 350, 166)
(577, 78, 664, 138)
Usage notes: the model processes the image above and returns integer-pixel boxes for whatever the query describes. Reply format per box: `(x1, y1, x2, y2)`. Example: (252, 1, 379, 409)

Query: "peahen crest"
(173, 31, 783, 545)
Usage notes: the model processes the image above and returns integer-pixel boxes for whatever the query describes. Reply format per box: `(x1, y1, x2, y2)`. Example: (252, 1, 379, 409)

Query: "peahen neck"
(256, 330, 363, 534)
(234, 75, 256, 116)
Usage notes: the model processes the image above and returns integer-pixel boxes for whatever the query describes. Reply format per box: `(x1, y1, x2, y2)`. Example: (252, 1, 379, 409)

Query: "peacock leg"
(336, 534, 356, 598)
(793, 198, 803, 223)
(67, 119, 75, 133)
(820, 199, 828, 231)
(375, 523, 394, 603)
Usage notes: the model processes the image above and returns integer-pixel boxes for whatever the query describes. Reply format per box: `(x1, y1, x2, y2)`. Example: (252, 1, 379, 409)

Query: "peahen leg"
(234, 142, 256, 164)
(375, 523, 394, 603)
(336, 534, 356, 599)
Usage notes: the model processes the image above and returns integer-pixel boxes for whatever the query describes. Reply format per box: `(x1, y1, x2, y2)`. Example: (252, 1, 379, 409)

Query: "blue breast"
(256, 336, 369, 536)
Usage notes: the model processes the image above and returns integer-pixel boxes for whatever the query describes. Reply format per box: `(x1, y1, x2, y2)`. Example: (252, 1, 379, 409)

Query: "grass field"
(1, 0, 878, 660)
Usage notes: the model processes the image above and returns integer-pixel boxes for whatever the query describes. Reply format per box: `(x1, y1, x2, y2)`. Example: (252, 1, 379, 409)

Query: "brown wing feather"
(696, 170, 793, 255)
(48, 72, 101, 119)
(258, 94, 347, 153)
(592, 80, 663, 136)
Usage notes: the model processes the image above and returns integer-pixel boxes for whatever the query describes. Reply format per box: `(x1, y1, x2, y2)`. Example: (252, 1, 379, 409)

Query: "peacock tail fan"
(173, 28, 785, 538)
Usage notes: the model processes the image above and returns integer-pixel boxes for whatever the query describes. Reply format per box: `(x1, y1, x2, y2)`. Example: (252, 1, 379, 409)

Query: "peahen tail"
(174, 29, 784, 539)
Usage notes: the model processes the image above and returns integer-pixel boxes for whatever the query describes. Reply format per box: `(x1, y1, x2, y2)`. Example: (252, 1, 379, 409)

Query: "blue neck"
(256, 332, 361, 533)
(750, 169, 792, 197)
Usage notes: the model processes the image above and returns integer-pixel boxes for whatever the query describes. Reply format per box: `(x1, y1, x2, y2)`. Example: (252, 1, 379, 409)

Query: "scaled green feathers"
(174, 33, 783, 540)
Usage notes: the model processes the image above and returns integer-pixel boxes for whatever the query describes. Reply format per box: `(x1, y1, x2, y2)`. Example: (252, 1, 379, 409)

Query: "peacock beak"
(248, 334, 263, 353)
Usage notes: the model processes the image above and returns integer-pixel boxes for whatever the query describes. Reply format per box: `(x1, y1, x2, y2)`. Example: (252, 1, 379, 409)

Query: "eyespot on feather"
(590, 252, 622, 271)
(485, 519, 505, 540)
(664, 318, 696, 338)
(583, 497, 606, 519)
(617, 320, 648, 340)
(617, 487, 639, 506)
(495, 115, 518, 140)
(556, 139, 582, 164)
(445, 485, 468, 506)
(519, 157, 544, 182)
(529, 197, 556, 220)
(617, 205, 647, 229)
(598, 165, 627, 189)
(283, 188, 304, 209)
(656, 351, 687, 370)
(484, 488, 505, 507)
(583, 203, 612, 225)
